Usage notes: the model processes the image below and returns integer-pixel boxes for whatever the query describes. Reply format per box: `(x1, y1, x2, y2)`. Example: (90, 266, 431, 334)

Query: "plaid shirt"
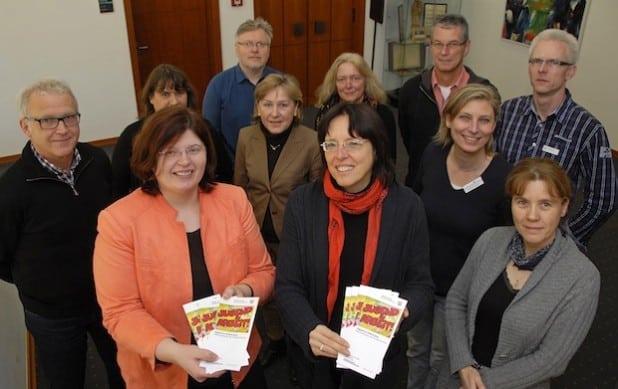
(30, 142, 81, 194)
(495, 90, 618, 245)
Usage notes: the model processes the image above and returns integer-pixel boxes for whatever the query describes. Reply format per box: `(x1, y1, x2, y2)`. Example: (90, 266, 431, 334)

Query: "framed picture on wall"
(502, 0, 588, 45)
(423, 3, 448, 35)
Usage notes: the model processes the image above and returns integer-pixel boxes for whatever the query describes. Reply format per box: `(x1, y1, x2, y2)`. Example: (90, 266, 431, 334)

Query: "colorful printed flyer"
(336, 285, 407, 379)
(199, 296, 259, 373)
(183, 295, 259, 374)
(182, 294, 220, 343)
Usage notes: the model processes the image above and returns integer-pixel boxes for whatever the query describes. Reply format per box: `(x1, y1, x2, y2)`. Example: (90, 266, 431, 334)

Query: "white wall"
(219, 0, 254, 69)
(0, 0, 136, 157)
(461, 0, 617, 148)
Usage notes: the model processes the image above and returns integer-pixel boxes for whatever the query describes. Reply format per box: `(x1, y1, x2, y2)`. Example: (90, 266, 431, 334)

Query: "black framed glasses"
(430, 41, 466, 50)
(528, 58, 573, 68)
(26, 113, 81, 129)
(236, 41, 270, 50)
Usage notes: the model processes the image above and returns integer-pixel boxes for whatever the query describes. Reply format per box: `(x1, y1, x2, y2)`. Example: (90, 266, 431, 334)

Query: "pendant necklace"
(269, 143, 281, 151)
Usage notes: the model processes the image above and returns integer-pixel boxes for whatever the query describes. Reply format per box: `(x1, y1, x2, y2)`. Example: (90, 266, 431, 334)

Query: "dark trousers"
(263, 241, 284, 341)
(24, 309, 124, 389)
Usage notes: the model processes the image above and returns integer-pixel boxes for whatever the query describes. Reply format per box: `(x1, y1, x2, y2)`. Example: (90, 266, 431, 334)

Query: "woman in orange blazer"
(234, 73, 322, 364)
(94, 106, 275, 389)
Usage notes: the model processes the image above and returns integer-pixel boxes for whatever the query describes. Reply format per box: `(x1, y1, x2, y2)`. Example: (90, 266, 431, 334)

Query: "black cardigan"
(275, 180, 434, 385)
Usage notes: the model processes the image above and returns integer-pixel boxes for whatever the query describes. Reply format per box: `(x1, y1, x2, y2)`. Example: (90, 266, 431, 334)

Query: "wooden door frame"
(123, 0, 141, 115)
(27, 332, 36, 389)
(121, 0, 222, 117)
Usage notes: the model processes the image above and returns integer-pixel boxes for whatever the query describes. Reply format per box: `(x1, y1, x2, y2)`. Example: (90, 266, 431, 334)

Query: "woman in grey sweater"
(439, 158, 600, 389)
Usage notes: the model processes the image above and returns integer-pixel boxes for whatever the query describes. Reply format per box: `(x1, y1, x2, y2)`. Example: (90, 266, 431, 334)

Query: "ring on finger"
(319, 343, 325, 351)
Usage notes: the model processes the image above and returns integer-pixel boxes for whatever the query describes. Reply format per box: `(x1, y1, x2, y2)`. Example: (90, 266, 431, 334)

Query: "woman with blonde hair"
(234, 73, 322, 365)
(314, 52, 397, 161)
(407, 83, 512, 388)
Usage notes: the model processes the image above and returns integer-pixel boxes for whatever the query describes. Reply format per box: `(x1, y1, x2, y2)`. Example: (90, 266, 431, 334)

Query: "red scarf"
(323, 170, 388, 322)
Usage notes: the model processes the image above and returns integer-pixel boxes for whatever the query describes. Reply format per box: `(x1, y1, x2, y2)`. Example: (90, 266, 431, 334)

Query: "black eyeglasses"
(26, 113, 81, 129)
(430, 41, 466, 50)
(236, 41, 270, 49)
(528, 58, 573, 68)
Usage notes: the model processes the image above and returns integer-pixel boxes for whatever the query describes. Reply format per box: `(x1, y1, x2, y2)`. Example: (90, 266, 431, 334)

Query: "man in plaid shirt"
(496, 29, 617, 248)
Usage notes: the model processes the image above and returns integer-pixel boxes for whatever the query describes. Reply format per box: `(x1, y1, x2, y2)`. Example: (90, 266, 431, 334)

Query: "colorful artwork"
(502, 0, 587, 45)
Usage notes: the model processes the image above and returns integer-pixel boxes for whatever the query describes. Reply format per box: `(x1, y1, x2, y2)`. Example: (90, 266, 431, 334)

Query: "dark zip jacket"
(0, 142, 112, 318)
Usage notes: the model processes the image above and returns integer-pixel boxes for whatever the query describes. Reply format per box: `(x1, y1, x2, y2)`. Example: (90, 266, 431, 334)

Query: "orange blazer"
(93, 184, 275, 388)
(234, 123, 322, 238)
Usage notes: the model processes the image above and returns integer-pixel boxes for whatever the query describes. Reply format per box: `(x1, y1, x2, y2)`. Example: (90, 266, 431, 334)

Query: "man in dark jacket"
(0, 79, 124, 388)
(399, 14, 493, 188)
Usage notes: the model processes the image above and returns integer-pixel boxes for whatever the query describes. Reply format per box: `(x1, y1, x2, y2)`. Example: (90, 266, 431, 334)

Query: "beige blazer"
(234, 123, 323, 238)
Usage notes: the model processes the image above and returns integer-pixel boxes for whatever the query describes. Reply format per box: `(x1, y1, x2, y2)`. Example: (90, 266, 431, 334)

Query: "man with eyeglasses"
(399, 14, 493, 188)
(495, 28, 617, 249)
(202, 17, 280, 179)
(0, 79, 124, 388)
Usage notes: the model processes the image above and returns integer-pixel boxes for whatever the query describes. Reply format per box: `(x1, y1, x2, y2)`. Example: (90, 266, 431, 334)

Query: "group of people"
(401, 14, 614, 389)
(0, 12, 615, 389)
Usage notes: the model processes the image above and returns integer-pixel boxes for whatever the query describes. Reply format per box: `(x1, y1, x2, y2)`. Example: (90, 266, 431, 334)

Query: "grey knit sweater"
(439, 226, 600, 389)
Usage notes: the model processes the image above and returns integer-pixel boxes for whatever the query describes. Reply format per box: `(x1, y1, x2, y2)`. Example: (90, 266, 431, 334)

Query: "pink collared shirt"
(432, 67, 470, 114)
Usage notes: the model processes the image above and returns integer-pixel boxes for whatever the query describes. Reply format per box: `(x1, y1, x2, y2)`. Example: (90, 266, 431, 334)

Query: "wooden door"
(255, 0, 365, 105)
(124, 0, 222, 114)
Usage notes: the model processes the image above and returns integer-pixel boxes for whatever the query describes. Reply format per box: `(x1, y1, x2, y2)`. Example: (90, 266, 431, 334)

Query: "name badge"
(542, 145, 560, 156)
(463, 177, 484, 193)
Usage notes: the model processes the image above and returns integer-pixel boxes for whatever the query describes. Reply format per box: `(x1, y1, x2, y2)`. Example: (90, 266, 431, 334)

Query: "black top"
(329, 211, 368, 333)
(414, 143, 512, 296)
(111, 119, 144, 200)
(187, 230, 231, 389)
(472, 270, 517, 367)
(187, 229, 213, 300)
(260, 124, 293, 243)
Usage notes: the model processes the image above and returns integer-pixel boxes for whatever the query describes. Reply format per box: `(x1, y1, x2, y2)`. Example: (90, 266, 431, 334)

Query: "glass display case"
(382, 0, 462, 93)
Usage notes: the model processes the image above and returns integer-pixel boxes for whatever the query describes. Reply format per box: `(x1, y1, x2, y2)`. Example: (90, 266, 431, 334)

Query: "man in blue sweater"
(202, 17, 279, 179)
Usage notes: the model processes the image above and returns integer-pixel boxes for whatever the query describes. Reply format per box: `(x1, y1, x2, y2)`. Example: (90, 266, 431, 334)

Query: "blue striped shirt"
(495, 90, 617, 245)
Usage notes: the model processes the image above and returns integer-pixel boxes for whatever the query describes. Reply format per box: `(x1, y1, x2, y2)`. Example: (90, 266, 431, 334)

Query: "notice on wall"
(99, 0, 114, 13)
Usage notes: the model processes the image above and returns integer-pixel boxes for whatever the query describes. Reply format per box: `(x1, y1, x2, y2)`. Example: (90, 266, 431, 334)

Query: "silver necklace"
(269, 143, 281, 151)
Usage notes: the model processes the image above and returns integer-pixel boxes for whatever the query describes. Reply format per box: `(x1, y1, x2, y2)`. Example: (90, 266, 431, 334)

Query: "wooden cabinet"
(254, 0, 365, 105)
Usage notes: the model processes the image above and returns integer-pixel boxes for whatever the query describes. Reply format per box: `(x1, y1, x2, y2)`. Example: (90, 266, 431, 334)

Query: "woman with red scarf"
(276, 102, 434, 389)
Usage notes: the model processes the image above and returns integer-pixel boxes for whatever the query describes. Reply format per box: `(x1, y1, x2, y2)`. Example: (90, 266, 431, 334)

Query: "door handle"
(293, 22, 304, 37)
(314, 21, 326, 34)
(136, 45, 149, 51)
